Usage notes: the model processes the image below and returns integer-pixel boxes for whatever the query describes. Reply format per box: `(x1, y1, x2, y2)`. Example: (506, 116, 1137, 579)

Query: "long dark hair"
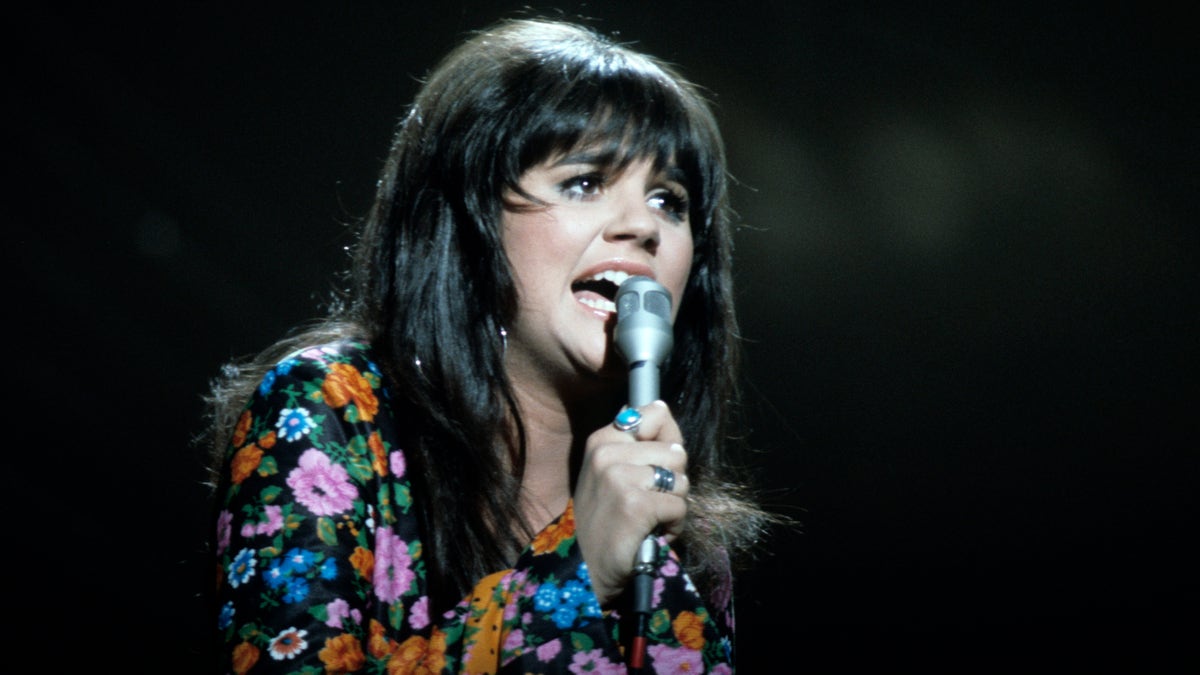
(204, 17, 770, 614)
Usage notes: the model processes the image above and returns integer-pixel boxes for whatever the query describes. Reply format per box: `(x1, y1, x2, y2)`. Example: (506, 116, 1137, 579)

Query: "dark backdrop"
(13, 3, 1195, 672)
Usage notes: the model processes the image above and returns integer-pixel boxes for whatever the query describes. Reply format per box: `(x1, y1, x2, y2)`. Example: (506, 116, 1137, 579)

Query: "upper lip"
(575, 259, 655, 283)
(572, 260, 656, 300)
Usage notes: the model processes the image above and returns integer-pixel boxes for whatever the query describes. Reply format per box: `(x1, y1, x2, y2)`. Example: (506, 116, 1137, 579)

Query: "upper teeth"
(588, 270, 632, 286)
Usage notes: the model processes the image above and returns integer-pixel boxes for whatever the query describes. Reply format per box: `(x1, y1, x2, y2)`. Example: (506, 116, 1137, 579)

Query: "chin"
(573, 349, 624, 382)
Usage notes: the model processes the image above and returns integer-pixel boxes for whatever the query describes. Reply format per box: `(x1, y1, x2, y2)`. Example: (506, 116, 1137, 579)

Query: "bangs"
(515, 83, 696, 175)
(495, 47, 722, 224)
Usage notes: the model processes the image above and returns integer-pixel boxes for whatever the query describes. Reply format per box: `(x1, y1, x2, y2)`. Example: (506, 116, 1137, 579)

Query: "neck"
(506, 374, 623, 533)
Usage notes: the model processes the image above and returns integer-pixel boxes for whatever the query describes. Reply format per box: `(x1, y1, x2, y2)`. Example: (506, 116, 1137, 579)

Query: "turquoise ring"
(613, 407, 643, 433)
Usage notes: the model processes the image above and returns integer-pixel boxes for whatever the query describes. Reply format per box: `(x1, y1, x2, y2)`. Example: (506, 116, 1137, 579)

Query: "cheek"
(502, 212, 581, 316)
(501, 213, 550, 292)
(663, 232, 695, 307)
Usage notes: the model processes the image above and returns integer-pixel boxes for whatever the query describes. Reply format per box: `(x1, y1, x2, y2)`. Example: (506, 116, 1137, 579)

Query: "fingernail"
(670, 443, 685, 453)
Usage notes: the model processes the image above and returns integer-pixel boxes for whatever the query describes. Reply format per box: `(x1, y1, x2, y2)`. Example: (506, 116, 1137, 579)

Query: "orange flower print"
(319, 633, 367, 673)
(230, 444, 264, 485)
(230, 640, 260, 674)
(232, 410, 252, 448)
(369, 431, 388, 475)
(672, 610, 707, 650)
(368, 618, 399, 659)
(531, 500, 575, 555)
(323, 362, 379, 422)
(387, 635, 429, 674)
(259, 430, 277, 449)
(426, 627, 448, 672)
(384, 628, 448, 675)
(350, 546, 375, 580)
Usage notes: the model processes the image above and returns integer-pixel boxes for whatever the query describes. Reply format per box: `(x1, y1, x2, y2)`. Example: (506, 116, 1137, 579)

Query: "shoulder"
(275, 338, 379, 376)
(256, 338, 384, 394)
(241, 338, 397, 436)
(225, 339, 403, 489)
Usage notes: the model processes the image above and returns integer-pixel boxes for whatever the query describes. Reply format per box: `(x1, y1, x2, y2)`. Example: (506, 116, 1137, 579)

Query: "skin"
(501, 151, 695, 606)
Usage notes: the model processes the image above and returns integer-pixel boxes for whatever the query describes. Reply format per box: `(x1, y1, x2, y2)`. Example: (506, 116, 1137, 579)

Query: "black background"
(13, 3, 1196, 672)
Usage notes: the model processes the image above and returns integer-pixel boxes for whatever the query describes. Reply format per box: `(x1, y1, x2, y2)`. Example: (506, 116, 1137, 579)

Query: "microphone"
(613, 275, 673, 671)
(615, 276, 673, 409)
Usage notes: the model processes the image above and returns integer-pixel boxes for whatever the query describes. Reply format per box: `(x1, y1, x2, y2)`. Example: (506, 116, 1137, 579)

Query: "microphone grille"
(643, 289, 671, 320)
(616, 276, 673, 322)
(616, 288, 641, 317)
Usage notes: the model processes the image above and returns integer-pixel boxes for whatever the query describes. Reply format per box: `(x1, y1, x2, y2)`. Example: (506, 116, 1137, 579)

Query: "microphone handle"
(627, 361, 659, 410)
(629, 358, 659, 663)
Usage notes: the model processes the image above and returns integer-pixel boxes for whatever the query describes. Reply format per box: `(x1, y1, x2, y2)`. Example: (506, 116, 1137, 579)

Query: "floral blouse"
(212, 339, 736, 673)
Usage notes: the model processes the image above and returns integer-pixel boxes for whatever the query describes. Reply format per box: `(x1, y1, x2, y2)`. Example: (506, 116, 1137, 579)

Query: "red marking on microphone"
(630, 635, 648, 669)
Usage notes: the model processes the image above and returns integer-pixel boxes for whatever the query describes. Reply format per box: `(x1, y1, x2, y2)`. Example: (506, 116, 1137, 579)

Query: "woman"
(204, 16, 772, 673)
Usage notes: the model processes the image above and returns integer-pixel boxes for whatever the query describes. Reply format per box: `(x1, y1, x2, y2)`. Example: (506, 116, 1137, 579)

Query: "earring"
(499, 326, 507, 353)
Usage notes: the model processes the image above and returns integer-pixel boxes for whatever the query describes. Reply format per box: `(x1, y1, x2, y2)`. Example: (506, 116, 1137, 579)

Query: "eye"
(558, 172, 607, 199)
(648, 189, 690, 223)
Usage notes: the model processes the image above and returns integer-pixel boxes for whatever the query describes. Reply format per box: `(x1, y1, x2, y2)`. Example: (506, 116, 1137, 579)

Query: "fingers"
(597, 401, 688, 494)
(643, 460, 689, 540)
(590, 400, 691, 531)
(649, 464, 675, 493)
(609, 400, 684, 446)
(573, 400, 692, 604)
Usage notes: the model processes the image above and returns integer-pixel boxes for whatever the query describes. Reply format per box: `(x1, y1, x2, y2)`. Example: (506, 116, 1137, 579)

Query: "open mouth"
(571, 270, 632, 314)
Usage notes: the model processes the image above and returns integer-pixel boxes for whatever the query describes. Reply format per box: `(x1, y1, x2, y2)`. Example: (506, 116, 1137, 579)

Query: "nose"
(603, 190, 660, 254)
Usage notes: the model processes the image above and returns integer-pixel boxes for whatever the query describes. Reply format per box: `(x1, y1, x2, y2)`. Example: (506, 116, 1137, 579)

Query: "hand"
(573, 400, 690, 607)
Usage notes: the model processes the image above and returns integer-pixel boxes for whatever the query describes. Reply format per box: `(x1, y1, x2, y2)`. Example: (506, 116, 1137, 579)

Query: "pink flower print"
(408, 595, 430, 630)
(502, 628, 525, 653)
(389, 450, 406, 478)
(373, 526, 415, 603)
(536, 640, 561, 663)
(647, 643, 704, 673)
(568, 649, 625, 674)
(215, 510, 232, 555)
(659, 556, 680, 577)
(241, 504, 286, 539)
(286, 449, 358, 516)
(324, 598, 362, 629)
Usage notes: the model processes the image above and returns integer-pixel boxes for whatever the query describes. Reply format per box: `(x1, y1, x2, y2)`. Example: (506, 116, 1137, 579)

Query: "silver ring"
(613, 407, 642, 433)
(651, 465, 675, 493)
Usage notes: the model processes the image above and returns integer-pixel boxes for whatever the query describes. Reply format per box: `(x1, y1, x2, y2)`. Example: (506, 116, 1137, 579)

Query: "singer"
(202, 16, 775, 673)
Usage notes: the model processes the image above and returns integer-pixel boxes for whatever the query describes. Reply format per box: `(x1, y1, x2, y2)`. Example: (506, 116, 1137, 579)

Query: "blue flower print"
(282, 576, 311, 604)
(228, 548, 257, 588)
(319, 557, 338, 580)
(276, 407, 317, 442)
(280, 547, 316, 574)
(217, 601, 235, 630)
(257, 369, 277, 397)
(265, 559, 289, 589)
(532, 562, 603, 630)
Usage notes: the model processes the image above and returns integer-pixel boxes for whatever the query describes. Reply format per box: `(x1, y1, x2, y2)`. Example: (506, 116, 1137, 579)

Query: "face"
(501, 150, 694, 394)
